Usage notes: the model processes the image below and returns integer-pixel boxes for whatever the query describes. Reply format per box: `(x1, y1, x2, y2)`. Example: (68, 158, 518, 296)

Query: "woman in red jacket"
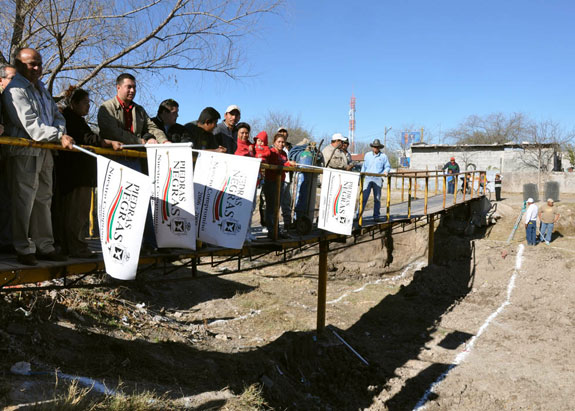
(234, 122, 254, 157)
(261, 133, 296, 239)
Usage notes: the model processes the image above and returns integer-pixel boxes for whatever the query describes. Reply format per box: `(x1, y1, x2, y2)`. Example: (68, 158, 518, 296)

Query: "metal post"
(274, 174, 281, 240)
(192, 257, 198, 277)
(434, 171, 438, 196)
(386, 175, 392, 221)
(442, 174, 446, 209)
(316, 238, 329, 334)
(401, 177, 405, 202)
(408, 178, 412, 218)
(358, 175, 364, 226)
(414, 172, 417, 199)
(453, 173, 457, 205)
(424, 176, 429, 215)
(428, 215, 434, 266)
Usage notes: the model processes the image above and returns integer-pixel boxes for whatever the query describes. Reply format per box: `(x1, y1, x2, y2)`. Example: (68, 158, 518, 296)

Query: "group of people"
(524, 198, 560, 246)
(0, 47, 395, 266)
(442, 157, 502, 202)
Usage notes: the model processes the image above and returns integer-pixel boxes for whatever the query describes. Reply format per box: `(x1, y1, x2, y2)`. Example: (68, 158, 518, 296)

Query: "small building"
(408, 142, 558, 172)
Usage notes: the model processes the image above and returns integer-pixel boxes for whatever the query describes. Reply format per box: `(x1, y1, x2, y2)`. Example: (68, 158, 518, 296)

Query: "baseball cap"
(277, 126, 287, 133)
(331, 133, 345, 141)
(225, 105, 240, 114)
(527, 198, 534, 203)
(340, 136, 349, 143)
(547, 198, 554, 203)
(450, 157, 455, 161)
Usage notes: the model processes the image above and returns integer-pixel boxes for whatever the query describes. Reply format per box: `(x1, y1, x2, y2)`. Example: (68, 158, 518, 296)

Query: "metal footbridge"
(0, 137, 487, 332)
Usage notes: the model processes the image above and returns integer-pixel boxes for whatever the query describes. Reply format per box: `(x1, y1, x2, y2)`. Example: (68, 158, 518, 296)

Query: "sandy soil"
(1, 194, 574, 410)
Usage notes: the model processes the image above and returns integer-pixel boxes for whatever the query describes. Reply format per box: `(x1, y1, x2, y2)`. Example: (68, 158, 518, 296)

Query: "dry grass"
(30, 381, 175, 411)
(223, 384, 269, 410)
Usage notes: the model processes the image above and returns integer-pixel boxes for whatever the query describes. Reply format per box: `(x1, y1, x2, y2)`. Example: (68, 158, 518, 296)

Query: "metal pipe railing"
(0, 137, 488, 231)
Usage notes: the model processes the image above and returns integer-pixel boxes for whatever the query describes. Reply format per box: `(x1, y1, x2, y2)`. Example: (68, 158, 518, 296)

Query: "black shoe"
(36, 251, 68, 262)
(17, 253, 38, 266)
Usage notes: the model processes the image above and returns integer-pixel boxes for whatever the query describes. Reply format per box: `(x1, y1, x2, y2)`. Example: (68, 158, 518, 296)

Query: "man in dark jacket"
(214, 104, 240, 154)
(442, 156, 460, 174)
(151, 99, 190, 143)
(184, 107, 226, 152)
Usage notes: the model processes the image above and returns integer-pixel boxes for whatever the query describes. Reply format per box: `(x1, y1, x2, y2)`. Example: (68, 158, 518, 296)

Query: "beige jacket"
(97, 97, 167, 144)
(322, 144, 349, 170)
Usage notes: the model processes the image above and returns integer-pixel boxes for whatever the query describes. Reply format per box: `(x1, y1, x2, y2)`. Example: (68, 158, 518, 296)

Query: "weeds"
(223, 384, 269, 410)
(30, 380, 176, 410)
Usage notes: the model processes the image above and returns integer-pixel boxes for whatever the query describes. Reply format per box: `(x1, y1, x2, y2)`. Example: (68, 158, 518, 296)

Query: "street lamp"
(384, 127, 392, 149)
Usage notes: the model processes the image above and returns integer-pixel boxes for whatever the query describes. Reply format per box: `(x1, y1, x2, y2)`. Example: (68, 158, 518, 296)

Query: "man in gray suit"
(2, 48, 75, 265)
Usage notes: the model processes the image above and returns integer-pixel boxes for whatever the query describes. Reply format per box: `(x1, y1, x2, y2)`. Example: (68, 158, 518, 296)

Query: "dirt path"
(409, 241, 575, 410)
(369, 195, 575, 410)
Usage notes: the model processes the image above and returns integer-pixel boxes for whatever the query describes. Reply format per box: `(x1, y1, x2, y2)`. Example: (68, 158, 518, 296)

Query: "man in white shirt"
(524, 198, 538, 246)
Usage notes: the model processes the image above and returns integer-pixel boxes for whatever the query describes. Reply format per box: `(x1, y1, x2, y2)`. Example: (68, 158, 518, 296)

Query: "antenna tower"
(349, 94, 356, 153)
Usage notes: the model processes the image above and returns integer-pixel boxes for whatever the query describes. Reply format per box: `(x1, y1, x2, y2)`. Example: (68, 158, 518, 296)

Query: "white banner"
(318, 169, 360, 235)
(193, 151, 261, 249)
(97, 157, 152, 280)
(147, 144, 196, 249)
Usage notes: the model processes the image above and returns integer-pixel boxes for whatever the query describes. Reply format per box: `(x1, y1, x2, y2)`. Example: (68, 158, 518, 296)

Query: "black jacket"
(55, 107, 101, 193)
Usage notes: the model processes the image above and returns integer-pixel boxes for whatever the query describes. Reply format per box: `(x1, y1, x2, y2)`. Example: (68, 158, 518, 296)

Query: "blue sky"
(155, 0, 575, 147)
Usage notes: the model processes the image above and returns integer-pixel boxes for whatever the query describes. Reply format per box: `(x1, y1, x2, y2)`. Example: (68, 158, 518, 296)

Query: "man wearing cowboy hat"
(360, 139, 391, 220)
(538, 198, 560, 245)
(321, 133, 352, 170)
(524, 198, 538, 246)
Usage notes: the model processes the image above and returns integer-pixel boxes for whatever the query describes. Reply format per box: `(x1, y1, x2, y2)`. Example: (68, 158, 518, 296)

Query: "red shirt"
(263, 147, 290, 182)
(116, 96, 134, 133)
(235, 138, 254, 157)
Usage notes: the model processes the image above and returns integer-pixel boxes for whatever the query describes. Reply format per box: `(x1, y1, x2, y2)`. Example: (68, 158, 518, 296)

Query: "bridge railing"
(0, 137, 487, 241)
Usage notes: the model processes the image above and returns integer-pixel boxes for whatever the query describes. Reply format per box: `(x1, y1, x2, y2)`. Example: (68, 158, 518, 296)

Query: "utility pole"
(384, 126, 392, 148)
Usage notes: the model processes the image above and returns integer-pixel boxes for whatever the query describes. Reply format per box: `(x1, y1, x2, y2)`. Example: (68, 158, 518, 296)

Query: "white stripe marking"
(413, 244, 524, 410)
(327, 261, 426, 305)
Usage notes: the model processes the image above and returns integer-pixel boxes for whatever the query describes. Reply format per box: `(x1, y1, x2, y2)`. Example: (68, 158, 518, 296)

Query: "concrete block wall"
(410, 148, 553, 173)
(502, 171, 575, 194)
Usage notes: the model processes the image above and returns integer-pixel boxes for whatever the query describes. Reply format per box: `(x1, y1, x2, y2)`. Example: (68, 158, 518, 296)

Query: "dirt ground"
(1, 193, 574, 410)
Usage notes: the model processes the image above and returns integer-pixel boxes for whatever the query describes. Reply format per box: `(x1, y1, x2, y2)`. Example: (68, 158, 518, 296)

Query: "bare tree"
(518, 120, 574, 189)
(445, 112, 528, 144)
(0, 0, 282, 96)
(519, 120, 573, 169)
(250, 111, 314, 145)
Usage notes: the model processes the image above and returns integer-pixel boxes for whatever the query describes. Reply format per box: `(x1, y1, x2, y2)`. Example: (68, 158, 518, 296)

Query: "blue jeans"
(539, 222, 554, 243)
(361, 181, 382, 218)
(447, 180, 455, 194)
(526, 221, 537, 245)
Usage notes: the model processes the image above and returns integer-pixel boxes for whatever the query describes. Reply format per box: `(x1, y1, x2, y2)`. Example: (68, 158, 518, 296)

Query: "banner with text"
(193, 151, 261, 249)
(147, 144, 196, 249)
(97, 157, 152, 280)
(318, 169, 360, 235)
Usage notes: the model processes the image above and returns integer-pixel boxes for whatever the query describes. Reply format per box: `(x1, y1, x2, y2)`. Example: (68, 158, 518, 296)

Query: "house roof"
(410, 142, 556, 151)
